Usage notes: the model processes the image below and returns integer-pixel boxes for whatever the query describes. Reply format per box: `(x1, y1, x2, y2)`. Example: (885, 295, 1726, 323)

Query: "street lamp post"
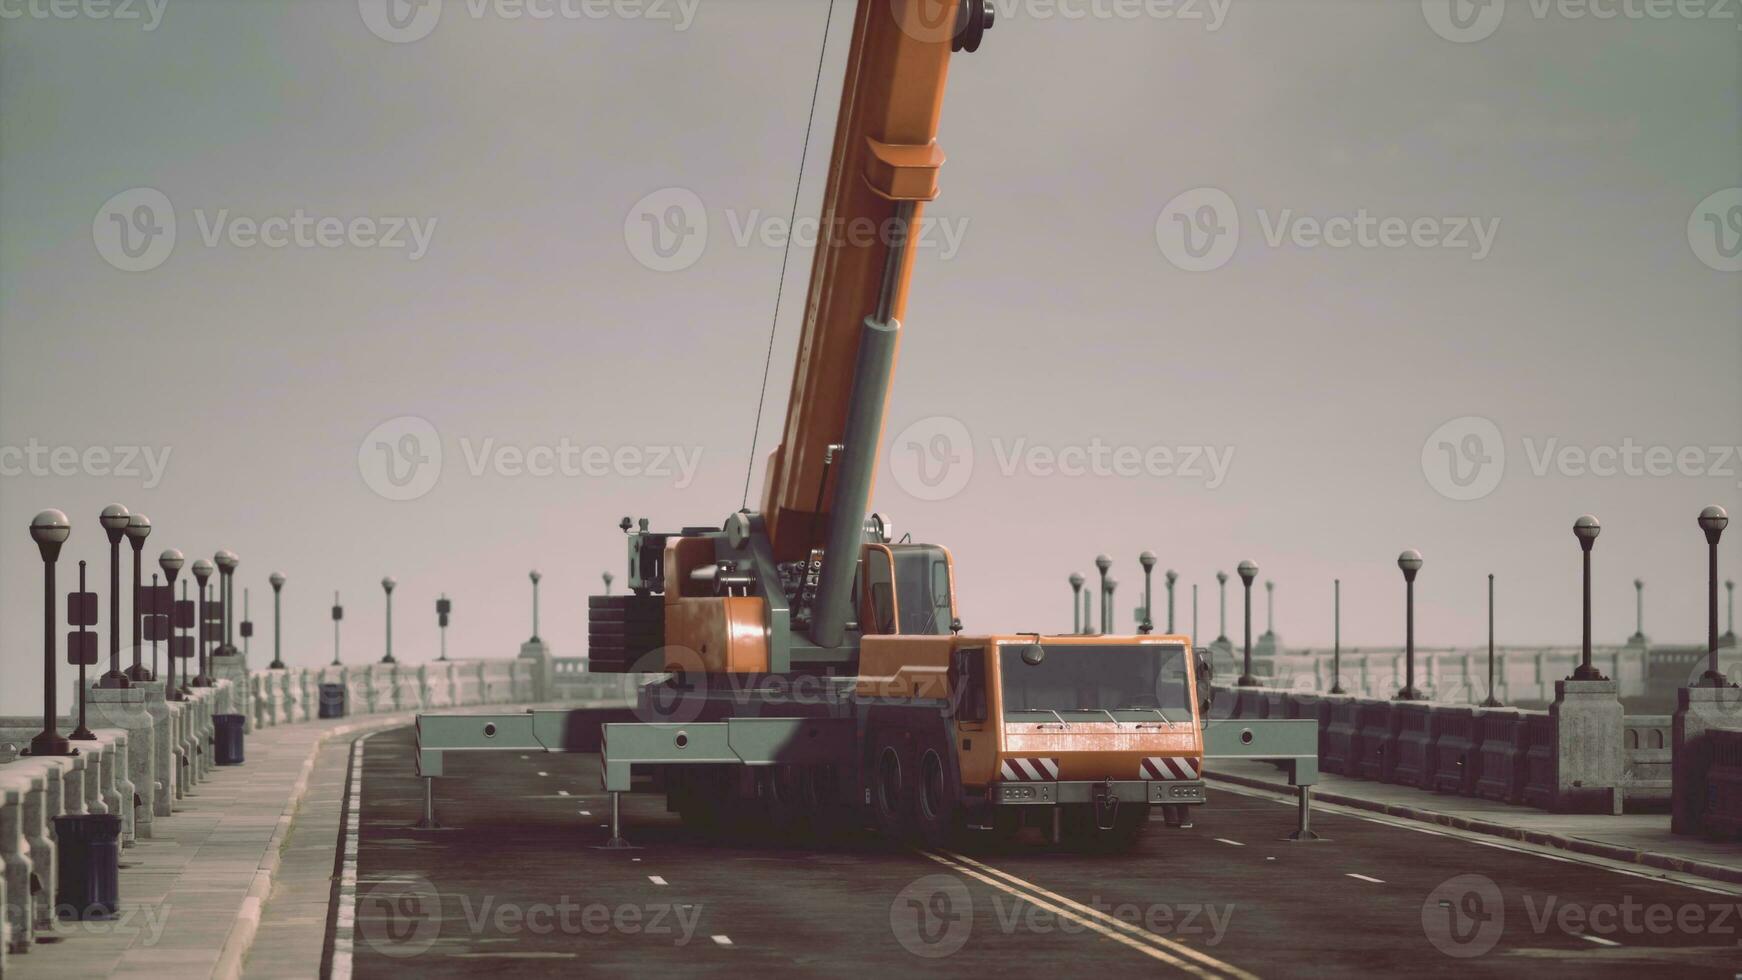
(1571, 515, 1606, 681)
(437, 594, 452, 661)
(1069, 573, 1085, 634)
(381, 577, 397, 664)
(332, 593, 344, 666)
(159, 550, 185, 699)
(191, 560, 215, 686)
(529, 570, 542, 643)
(1263, 580, 1275, 639)
(97, 504, 131, 688)
(602, 571, 614, 597)
(1191, 583, 1199, 650)
(242, 589, 253, 657)
(69, 561, 98, 741)
(1330, 578, 1345, 695)
(1236, 560, 1257, 687)
(1094, 555, 1111, 635)
(1396, 550, 1424, 700)
(1215, 571, 1229, 645)
(124, 514, 153, 681)
(1139, 551, 1157, 634)
(1105, 578, 1119, 635)
(214, 550, 238, 656)
(28, 510, 72, 757)
(269, 573, 286, 670)
(1698, 506, 1729, 687)
(1165, 570, 1178, 634)
(1728, 579, 1736, 640)
(1482, 573, 1503, 707)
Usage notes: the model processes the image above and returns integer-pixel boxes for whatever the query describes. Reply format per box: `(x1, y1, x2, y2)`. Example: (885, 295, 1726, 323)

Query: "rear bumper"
(987, 779, 1206, 806)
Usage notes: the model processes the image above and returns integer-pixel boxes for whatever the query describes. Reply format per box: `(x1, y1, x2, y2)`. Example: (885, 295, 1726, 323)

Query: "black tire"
(870, 733, 916, 842)
(913, 746, 961, 849)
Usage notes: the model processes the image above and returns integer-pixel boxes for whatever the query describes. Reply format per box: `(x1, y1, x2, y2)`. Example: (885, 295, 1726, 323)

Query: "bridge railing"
(0, 654, 544, 957)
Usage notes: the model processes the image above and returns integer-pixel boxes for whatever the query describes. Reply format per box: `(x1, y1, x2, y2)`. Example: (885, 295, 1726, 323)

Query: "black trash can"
(53, 813, 121, 919)
(319, 682, 347, 718)
(213, 713, 247, 765)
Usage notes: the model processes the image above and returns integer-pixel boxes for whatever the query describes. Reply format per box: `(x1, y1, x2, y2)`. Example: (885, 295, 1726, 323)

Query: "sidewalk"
(1207, 759, 1742, 886)
(5, 712, 414, 980)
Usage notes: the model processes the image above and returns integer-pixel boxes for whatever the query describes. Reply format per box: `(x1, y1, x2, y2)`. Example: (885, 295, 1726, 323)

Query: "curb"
(212, 714, 418, 980)
(1205, 769, 1742, 887)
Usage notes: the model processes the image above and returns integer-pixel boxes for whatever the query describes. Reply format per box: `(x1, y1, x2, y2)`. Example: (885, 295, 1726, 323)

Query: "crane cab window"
(861, 545, 897, 635)
(893, 544, 954, 636)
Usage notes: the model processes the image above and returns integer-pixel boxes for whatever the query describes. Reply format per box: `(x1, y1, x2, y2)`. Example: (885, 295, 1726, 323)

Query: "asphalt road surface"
(337, 726, 1742, 978)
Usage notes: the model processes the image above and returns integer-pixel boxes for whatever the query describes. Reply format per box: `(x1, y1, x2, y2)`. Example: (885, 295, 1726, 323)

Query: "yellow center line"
(922, 851, 1252, 980)
(937, 849, 1261, 980)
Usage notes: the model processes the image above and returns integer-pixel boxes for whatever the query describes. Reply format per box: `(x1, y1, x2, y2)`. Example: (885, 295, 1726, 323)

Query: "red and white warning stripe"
(1140, 756, 1201, 781)
(999, 757, 1060, 782)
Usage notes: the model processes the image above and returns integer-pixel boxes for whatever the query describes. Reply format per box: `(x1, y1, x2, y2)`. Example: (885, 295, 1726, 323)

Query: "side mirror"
(1021, 644, 1045, 667)
(1196, 653, 1214, 717)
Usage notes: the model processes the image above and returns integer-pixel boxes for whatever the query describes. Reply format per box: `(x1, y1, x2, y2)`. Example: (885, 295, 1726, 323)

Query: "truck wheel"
(871, 735, 916, 842)
(913, 747, 960, 849)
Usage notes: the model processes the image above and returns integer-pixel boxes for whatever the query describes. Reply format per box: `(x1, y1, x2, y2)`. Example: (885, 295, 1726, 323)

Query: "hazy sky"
(2, 0, 1738, 714)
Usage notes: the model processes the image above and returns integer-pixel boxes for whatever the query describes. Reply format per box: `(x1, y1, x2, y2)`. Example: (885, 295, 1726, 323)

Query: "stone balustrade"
(0, 653, 541, 958)
(1245, 645, 1651, 704)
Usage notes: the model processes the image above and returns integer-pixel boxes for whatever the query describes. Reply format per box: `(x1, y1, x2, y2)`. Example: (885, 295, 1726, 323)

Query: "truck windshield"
(999, 642, 1190, 723)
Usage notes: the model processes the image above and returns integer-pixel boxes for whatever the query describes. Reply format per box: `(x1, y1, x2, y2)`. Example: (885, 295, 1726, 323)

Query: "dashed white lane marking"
(1579, 934, 1621, 947)
(1214, 838, 1244, 847)
(711, 935, 733, 946)
(579, 810, 592, 816)
(557, 790, 570, 796)
(332, 731, 386, 980)
(537, 771, 550, 777)
(648, 875, 667, 886)
(1346, 873, 1385, 884)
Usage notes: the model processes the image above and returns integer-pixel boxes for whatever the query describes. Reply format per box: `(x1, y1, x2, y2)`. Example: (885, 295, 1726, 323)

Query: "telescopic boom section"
(759, 0, 960, 573)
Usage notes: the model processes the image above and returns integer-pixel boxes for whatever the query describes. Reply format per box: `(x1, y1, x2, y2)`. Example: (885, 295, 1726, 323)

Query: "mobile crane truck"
(414, 0, 1322, 852)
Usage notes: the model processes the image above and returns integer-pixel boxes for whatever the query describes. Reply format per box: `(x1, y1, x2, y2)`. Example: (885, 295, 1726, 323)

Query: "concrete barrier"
(1521, 713, 1558, 809)
(1474, 708, 1530, 805)
(1432, 707, 1479, 796)
(1701, 729, 1742, 838)
(1355, 699, 1396, 782)
(1321, 697, 1360, 775)
(1390, 702, 1435, 790)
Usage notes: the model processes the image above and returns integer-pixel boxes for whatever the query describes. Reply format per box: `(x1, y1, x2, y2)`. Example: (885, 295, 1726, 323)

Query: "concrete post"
(139, 680, 173, 816)
(1549, 678, 1624, 814)
(86, 685, 153, 839)
(1673, 685, 1742, 834)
